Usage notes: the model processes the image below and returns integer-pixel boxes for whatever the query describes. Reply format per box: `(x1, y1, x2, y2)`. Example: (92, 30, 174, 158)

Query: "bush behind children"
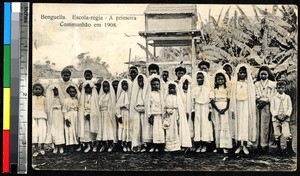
(32, 63, 296, 157)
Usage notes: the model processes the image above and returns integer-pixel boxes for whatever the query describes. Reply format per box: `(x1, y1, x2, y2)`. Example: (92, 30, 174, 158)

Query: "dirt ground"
(32, 145, 297, 172)
(32, 121, 297, 172)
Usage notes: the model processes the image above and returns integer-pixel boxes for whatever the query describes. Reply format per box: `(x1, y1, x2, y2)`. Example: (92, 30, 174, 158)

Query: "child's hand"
(85, 114, 90, 121)
(53, 87, 59, 96)
(208, 112, 212, 121)
(276, 115, 286, 122)
(65, 119, 71, 127)
(219, 109, 227, 114)
(191, 111, 195, 122)
(117, 117, 123, 124)
(148, 115, 154, 125)
(284, 115, 289, 121)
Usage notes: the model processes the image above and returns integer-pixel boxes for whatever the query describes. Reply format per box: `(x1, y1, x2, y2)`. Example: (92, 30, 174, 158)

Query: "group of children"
(32, 61, 296, 157)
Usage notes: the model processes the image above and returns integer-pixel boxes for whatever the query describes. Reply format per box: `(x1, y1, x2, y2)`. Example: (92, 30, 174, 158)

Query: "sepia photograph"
(31, 3, 297, 171)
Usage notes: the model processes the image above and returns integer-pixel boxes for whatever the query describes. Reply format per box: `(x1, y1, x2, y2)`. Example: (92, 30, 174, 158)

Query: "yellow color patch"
(3, 88, 10, 130)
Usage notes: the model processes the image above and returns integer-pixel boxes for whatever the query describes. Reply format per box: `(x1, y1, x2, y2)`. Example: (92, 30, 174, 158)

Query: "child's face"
(182, 80, 189, 91)
(137, 76, 144, 88)
(151, 80, 160, 91)
(121, 81, 128, 91)
(84, 85, 92, 94)
(149, 69, 158, 75)
(224, 66, 232, 77)
(103, 81, 110, 93)
(33, 85, 43, 96)
(61, 73, 71, 82)
(276, 85, 286, 94)
(238, 68, 247, 80)
(162, 72, 169, 81)
(112, 81, 119, 93)
(129, 69, 138, 81)
(197, 73, 204, 85)
(176, 71, 185, 79)
(259, 70, 268, 81)
(216, 75, 225, 86)
(68, 88, 77, 98)
(53, 87, 59, 96)
(168, 85, 176, 95)
(84, 73, 93, 80)
(199, 65, 208, 72)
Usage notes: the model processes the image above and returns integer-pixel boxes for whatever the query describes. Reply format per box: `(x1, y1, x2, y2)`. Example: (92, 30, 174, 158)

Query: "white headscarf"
(230, 63, 257, 142)
(115, 79, 132, 116)
(165, 81, 192, 148)
(78, 81, 99, 138)
(212, 69, 232, 91)
(145, 75, 165, 117)
(130, 74, 148, 148)
(98, 80, 117, 142)
(45, 83, 65, 129)
(222, 63, 235, 80)
(191, 71, 212, 104)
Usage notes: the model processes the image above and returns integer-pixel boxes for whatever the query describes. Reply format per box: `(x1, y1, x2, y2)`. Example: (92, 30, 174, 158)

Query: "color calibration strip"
(11, 2, 21, 173)
(18, 2, 29, 173)
(3, 2, 11, 173)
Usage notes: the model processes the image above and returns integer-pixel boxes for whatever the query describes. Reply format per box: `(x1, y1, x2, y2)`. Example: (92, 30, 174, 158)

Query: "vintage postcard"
(31, 3, 297, 171)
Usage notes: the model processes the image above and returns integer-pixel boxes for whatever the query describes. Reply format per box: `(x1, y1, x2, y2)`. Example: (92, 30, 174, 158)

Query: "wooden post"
(128, 48, 131, 70)
(146, 38, 149, 75)
(153, 42, 156, 58)
(191, 38, 196, 76)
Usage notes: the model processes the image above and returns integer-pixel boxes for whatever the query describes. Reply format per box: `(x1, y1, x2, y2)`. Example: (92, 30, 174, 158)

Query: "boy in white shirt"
(270, 80, 295, 156)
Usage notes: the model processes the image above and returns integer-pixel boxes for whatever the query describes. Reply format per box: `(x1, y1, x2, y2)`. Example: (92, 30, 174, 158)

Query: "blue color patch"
(4, 2, 11, 44)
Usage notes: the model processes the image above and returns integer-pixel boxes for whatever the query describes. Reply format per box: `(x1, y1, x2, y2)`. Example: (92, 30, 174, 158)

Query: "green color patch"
(4, 45, 11, 87)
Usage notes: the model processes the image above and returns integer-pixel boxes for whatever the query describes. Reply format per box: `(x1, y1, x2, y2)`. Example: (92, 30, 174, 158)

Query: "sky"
(32, 4, 292, 75)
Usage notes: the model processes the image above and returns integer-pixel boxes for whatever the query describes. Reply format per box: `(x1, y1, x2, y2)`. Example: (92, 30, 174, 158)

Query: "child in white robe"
(130, 74, 148, 152)
(62, 86, 79, 148)
(178, 75, 194, 147)
(45, 84, 65, 154)
(77, 81, 99, 153)
(32, 83, 47, 157)
(210, 70, 232, 154)
(230, 64, 257, 155)
(115, 79, 132, 152)
(192, 71, 214, 153)
(96, 80, 117, 152)
(164, 82, 192, 152)
(222, 63, 234, 81)
(145, 76, 165, 152)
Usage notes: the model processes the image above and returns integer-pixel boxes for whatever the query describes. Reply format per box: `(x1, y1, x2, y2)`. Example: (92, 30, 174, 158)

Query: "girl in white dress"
(230, 64, 257, 155)
(164, 82, 192, 152)
(45, 84, 65, 154)
(96, 80, 117, 152)
(191, 71, 214, 153)
(178, 75, 194, 148)
(77, 81, 99, 153)
(210, 70, 232, 153)
(145, 76, 165, 152)
(130, 74, 148, 152)
(115, 79, 132, 152)
(62, 86, 79, 148)
(32, 83, 47, 157)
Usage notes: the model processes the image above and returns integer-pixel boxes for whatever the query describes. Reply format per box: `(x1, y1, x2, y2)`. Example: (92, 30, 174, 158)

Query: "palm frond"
(216, 7, 223, 25)
(222, 6, 231, 25)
